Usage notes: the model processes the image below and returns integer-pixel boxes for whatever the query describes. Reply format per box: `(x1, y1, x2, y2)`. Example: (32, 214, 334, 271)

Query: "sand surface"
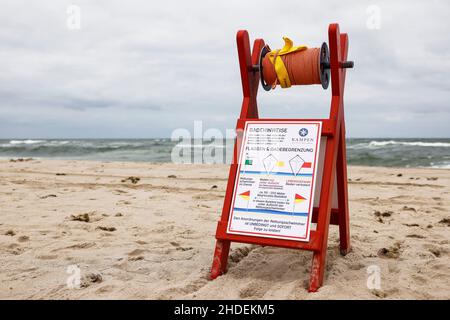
(0, 159, 449, 299)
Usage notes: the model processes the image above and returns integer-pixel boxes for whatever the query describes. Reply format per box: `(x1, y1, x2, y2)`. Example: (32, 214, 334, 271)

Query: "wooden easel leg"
(210, 239, 230, 279)
(309, 249, 327, 292)
(336, 124, 351, 255)
(308, 134, 336, 292)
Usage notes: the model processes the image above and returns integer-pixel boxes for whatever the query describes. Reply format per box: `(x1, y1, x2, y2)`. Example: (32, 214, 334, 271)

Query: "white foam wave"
(430, 162, 450, 169)
(348, 140, 450, 149)
(9, 139, 45, 145)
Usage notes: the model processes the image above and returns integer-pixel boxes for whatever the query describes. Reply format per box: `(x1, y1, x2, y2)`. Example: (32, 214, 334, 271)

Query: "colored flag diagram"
(293, 193, 307, 213)
(262, 154, 285, 174)
(239, 190, 250, 200)
(239, 190, 251, 210)
(294, 193, 306, 203)
(289, 155, 305, 176)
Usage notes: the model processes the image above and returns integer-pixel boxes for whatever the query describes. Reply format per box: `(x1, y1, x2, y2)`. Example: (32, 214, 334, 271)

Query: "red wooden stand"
(210, 23, 351, 292)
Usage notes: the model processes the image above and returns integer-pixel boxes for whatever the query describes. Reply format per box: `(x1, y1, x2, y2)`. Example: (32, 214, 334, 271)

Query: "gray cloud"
(0, 0, 449, 138)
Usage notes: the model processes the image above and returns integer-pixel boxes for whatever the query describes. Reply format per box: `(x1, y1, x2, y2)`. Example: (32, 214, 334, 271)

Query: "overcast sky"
(0, 0, 449, 138)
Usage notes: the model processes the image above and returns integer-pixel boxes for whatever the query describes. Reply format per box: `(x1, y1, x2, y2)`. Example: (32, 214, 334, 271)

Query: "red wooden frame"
(210, 23, 351, 292)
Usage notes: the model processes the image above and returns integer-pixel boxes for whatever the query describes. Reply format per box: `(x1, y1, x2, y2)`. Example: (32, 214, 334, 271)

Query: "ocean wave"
(9, 139, 46, 145)
(430, 161, 450, 169)
(348, 140, 450, 149)
(1, 138, 449, 167)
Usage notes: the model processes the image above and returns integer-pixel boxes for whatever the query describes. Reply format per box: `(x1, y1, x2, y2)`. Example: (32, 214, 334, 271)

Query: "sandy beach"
(0, 159, 448, 299)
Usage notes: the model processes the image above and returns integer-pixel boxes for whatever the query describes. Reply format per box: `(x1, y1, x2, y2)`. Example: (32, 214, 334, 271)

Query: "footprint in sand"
(6, 243, 24, 255)
(127, 249, 147, 261)
(429, 248, 441, 257)
(229, 246, 253, 264)
(64, 242, 96, 250)
(239, 282, 268, 299)
(36, 254, 58, 260)
(17, 235, 29, 242)
(117, 200, 132, 205)
(4, 230, 16, 236)
(128, 248, 147, 256)
(425, 244, 447, 258)
(170, 241, 193, 252)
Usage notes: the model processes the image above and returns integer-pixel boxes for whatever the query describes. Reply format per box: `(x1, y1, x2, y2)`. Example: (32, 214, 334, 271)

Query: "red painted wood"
(309, 22, 347, 292)
(312, 207, 340, 225)
(211, 24, 351, 293)
(216, 221, 321, 251)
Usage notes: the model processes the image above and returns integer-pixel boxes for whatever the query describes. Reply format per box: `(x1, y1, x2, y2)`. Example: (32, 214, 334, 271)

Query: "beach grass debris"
(167, 175, 177, 178)
(406, 234, 425, 239)
(403, 223, 420, 227)
(96, 226, 116, 232)
(429, 248, 441, 257)
(371, 289, 388, 298)
(121, 176, 140, 184)
(40, 194, 57, 199)
(70, 213, 90, 223)
(80, 272, 102, 288)
(377, 242, 402, 259)
(9, 158, 33, 163)
(129, 255, 144, 261)
(438, 218, 450, 226)
(373, 210, 393, 217)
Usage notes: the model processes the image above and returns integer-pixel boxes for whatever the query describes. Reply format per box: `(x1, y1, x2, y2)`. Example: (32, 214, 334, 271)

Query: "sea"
(0, 138, 449, 168)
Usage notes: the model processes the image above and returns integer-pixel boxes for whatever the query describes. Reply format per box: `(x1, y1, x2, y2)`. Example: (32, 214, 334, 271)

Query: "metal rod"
(321, 61, 354, 69)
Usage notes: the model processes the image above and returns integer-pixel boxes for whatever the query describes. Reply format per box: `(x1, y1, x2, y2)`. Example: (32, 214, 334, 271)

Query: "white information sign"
(227, 121, 322, 242)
